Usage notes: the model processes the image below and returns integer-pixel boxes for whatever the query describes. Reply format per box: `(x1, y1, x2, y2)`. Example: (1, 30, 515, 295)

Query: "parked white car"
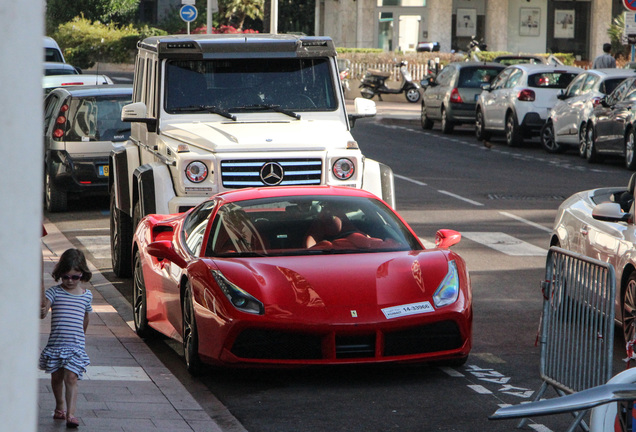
(541, 68, 634, 154)
(475, 63, 582, 146)
(550, 173, 636, 342)
(44, 36, 65, 63)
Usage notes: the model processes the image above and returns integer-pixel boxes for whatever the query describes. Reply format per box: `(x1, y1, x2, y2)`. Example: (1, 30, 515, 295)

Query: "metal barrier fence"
(519, 246, 616, 430)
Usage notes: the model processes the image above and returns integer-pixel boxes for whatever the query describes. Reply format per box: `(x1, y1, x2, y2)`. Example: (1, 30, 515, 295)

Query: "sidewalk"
(39, 221, 228, 432)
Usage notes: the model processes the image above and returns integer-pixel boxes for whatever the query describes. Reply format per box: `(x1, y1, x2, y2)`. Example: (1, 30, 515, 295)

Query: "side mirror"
(146, 240, 188, 268)
(434, 229, 462, 248)
(557, 91, 567, 100)
(592, 202, 631, 223)
(121, 101, 157, 132)
(348, 97, 376, 128)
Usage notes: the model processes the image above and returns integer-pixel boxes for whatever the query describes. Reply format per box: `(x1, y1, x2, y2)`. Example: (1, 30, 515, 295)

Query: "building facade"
(315, 0, 627, 61)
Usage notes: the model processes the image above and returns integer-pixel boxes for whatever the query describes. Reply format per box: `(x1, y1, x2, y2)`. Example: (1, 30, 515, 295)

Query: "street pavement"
(39, 221, 237, 432)
(38, 101, 418, 431)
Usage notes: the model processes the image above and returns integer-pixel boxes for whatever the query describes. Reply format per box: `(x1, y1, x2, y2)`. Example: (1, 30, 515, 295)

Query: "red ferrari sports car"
(132, 186, 472, 373)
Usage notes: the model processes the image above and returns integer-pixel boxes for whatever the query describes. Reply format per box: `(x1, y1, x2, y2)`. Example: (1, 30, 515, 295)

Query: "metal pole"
(207, 0, 212, 34)
(270, 0, 278, 34)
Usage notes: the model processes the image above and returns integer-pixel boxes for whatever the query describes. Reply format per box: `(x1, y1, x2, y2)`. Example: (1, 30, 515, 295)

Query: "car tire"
(505, 111, 523, 147)
(475, 108, 491, 141)
(110, 187, 133, 278)
(441, 107, 454, 134)
(421, 102, 434, 130)
(45, 169, 67, 212)
(405, 88, 421, 103)
(586, 125, 602, 163)
(626, 129, 636, 170)
(622, 272, 636, 344)
(540, 120, 563, 153)
(183, 281, 204, 376)
(132, 250, 159, 339)
(578, 124, 588, 158)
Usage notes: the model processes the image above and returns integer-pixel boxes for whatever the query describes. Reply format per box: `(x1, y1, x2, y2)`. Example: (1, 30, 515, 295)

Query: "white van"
(44, 36, 65, 63)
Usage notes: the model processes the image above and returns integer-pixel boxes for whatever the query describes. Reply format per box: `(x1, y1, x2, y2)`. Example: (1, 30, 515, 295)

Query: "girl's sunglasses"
(61, 274, 82, 281)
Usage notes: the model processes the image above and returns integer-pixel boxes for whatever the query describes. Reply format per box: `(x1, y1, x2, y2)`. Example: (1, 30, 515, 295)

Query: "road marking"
(529, 425, 554, 432)
(500, 211, 552, 233)
(438, 190, 484, 206)
(38, 366, 150, 381)
(394, 173, 427, 186)
(468, 384, 492, 394)
(461, 232, 547, 256)
(77, 235, 111, 259)
(439, 367, 465, 377)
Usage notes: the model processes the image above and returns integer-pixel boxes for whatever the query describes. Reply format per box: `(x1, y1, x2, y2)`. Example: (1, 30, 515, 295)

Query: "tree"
(46, 0, 139, 33)
(223, 0, 264, 30)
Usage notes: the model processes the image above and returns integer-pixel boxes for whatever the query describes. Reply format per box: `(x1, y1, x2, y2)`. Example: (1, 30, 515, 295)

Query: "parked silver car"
(541, 69, 634, 154)
(475, 63, 582, 146)
(420, 61, 505, 134)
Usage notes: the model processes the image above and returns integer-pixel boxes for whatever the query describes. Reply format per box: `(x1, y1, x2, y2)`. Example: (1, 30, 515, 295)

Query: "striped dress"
(39, 285, 93, 379)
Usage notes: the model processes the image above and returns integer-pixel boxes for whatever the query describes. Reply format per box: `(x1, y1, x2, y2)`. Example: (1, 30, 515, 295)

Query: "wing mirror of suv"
(592, 202, 631, 223)
(121, 102, 157, 132)
(348, 97, 377, 128)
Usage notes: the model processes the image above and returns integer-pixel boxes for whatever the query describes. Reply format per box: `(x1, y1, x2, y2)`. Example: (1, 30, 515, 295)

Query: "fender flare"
(361, 159, 395, 208)
(132, 162, 176, 219)
(110, 144, 138, 216)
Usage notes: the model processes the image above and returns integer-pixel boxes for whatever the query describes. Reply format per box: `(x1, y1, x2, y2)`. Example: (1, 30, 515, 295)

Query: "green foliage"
(224, 0, 263, 30)
(46, 0, 139, 33)
(277, 0, 314, 35)
(52, 16, 166, 69)
(608, 14, 629, 60)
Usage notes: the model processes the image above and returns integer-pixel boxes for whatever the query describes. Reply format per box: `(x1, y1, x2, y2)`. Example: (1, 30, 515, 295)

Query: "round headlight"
(332, 158, 355, 180)
(185, 161, 208, 183)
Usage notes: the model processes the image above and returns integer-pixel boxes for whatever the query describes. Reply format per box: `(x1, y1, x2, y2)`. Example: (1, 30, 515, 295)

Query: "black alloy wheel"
(132, 250, 157, 339)
(578, 124, 588, 158)
(45, 168, 68, 212)
(623, 272, 636, 345)
(626, 129, 636, 170)
(586, 126, 602, 163)
(183, 281, 203, 375)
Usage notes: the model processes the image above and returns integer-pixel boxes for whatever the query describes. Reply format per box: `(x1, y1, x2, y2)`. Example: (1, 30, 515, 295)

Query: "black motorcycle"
(359, 60, 421, 103)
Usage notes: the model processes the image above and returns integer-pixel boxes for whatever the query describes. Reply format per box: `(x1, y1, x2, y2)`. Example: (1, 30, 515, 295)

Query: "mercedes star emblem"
(260, 162, 284, 186)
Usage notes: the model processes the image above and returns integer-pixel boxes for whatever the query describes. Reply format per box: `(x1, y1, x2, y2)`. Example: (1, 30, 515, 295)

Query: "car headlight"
(332, 158, 355, 180)
(211, 270, 264, 315)
(185, 161, 208, 183)
(433, 260, 459, 308)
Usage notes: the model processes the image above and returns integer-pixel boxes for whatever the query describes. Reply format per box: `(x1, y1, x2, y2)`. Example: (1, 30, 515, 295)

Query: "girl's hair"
(51, 248, 92, 282)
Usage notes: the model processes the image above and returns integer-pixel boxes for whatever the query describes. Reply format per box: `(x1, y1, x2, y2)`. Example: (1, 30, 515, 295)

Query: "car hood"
(161, 119, 351, 152)
(211, 250, 456, 323)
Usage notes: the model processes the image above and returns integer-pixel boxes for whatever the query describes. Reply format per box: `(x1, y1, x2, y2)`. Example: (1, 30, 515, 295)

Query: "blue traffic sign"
(180, 5, 197, 22)
(625, 0, 636, 12)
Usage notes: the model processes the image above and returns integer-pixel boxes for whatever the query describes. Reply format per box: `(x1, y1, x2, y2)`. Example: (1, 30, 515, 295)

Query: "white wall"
(0, 0, 43, 430)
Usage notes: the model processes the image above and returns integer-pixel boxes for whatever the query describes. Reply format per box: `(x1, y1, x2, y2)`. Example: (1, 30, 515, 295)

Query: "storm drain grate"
(487, 194, 566, 201)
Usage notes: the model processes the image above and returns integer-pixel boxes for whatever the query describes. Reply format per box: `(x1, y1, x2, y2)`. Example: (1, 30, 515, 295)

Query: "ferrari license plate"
(99, 165, 109, 177)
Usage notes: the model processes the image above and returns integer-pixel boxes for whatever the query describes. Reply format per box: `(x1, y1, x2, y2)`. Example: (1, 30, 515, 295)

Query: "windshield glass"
(202, 195, 421, 257)
(165, 58, 337, 113)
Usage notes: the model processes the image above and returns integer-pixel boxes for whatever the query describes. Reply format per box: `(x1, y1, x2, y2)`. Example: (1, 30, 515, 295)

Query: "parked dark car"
(420, 61, 505, 133)
(43, 85, 132, 211)
(585, 76, 636, 169)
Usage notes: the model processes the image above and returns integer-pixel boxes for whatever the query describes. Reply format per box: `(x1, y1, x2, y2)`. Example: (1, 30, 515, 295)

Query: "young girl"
(39, 248, 93, 428)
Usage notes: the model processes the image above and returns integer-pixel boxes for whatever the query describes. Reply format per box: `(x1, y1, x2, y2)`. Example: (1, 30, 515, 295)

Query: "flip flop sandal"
(53, 409, 66, 420)
(66, 415, 79, 428)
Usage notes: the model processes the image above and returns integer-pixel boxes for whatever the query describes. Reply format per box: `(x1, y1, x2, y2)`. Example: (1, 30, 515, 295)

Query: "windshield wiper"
(239, 104, 301, 120)
(172, 105, 236, 121)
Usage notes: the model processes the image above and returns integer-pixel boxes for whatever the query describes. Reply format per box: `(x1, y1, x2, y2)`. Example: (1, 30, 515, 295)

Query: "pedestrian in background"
(39, 248, 93, 429)
(592, 43, 616, 69)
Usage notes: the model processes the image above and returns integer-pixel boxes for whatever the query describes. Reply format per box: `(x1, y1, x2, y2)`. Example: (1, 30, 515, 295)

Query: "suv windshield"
(165, 58, 337, 113)
(65, 95, 132, 142)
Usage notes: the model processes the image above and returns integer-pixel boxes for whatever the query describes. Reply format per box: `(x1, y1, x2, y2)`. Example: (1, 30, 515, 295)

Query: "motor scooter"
(359, 60, 421, 103)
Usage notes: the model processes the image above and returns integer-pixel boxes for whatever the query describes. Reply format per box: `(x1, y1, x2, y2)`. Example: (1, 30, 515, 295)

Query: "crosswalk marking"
(77, 235, 111, 259)
(461, 232, 547, 256)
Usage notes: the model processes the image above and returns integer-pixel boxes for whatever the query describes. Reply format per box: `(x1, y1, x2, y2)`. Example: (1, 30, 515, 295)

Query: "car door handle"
(580, 227, 589, 236)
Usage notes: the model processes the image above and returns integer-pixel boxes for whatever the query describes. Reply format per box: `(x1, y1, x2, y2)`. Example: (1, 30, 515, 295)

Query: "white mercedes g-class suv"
(110, 33, 395, 277)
